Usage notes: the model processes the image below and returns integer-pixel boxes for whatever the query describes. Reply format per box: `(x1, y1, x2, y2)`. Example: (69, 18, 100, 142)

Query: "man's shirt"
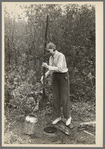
(48, 50, 68, 73)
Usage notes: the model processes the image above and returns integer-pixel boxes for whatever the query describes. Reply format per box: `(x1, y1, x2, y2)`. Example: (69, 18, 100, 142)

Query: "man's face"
(47, 49, 54, 55)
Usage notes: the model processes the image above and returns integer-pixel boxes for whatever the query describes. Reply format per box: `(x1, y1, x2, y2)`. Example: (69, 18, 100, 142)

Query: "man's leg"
(52, 73, 61, 119)
(60, 73, 71, 125)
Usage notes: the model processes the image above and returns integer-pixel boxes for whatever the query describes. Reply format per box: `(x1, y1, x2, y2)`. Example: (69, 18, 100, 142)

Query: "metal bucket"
(23, 114, 38, 135)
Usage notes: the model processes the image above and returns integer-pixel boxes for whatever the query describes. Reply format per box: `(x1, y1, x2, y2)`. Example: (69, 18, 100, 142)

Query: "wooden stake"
(43, 15, 49, 100)
(84, 130, 95, 136)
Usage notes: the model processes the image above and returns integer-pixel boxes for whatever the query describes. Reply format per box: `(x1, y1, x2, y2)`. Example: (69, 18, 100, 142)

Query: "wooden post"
(43, 15, 49, 100)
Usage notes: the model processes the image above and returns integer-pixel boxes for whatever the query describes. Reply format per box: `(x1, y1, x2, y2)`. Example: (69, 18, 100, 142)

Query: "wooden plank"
(54, 121, 71, 136)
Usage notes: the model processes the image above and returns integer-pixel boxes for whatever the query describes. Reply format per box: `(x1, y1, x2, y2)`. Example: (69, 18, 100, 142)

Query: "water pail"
(24, 114, 38, 135)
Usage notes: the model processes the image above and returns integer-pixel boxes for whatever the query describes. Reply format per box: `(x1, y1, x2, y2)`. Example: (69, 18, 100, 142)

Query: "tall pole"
(43, 15, 49, 100)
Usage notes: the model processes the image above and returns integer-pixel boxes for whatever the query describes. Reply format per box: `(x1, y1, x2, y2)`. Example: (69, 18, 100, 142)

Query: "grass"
(4, 100, 95, 144)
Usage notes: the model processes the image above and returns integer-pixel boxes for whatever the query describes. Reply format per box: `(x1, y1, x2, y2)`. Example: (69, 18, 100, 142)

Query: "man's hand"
(40, 76, 43, 84)
(42, 62, 49, 69)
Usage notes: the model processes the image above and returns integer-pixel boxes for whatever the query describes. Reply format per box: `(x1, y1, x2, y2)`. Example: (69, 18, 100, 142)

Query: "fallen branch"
(84, 130, 94, 136)
(80, 121, 96, 127)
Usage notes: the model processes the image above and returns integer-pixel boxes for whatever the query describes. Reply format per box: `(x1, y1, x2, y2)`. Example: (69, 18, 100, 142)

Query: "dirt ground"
(4, 101, 95, 145)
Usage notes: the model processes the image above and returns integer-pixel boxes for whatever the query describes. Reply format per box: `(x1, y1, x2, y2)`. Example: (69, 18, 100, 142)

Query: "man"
(41, 42, 71, 126)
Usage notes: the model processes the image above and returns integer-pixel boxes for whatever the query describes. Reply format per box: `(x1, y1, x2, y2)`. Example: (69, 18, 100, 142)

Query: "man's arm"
(40, 70, 50, 84)
(45, 70, 50, 77)
(42, 54, 65, 72)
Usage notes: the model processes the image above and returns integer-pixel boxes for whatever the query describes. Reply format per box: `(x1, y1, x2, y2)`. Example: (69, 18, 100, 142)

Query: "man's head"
(46, 42, 56, 55)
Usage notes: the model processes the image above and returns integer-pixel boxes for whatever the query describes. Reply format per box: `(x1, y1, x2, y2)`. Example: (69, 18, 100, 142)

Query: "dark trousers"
(52, 72, 70, 119)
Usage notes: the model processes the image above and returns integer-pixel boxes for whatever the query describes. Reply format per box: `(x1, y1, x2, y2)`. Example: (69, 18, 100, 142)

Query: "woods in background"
(4, 4, 95, 109)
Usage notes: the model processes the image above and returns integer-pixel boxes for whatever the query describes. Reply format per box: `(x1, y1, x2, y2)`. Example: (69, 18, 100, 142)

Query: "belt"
(53, 71, 68, 74)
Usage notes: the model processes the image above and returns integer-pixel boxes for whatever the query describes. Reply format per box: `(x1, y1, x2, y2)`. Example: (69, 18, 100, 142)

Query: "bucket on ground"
(23, 113, 38, 135)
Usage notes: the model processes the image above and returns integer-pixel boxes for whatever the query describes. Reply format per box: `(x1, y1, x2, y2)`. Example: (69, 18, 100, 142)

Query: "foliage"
(4, 4, 95, 109)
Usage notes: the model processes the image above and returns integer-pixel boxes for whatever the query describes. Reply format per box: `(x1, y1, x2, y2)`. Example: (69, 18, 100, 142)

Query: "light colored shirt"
(48, 50, 68, 73)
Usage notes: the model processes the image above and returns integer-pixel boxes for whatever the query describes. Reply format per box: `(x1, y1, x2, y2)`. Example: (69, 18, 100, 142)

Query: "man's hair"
(47, 42, 56, 51)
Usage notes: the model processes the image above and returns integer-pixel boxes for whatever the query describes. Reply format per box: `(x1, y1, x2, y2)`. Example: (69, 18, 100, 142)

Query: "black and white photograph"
(2, 2, 103, 147)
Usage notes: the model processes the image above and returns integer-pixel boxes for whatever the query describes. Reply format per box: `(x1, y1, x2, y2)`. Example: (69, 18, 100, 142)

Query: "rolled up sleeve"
(48, 55, 64, 72)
